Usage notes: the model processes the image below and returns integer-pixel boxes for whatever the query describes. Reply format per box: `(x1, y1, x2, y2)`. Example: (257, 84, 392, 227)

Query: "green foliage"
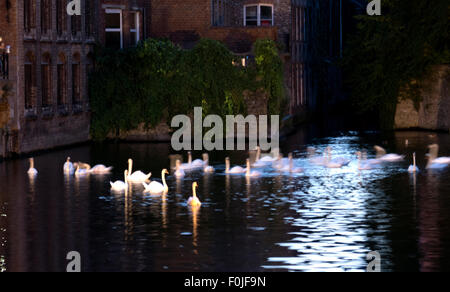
(89, 38, 285, 140)
(254, 39, 286, 115)
(343, 0, 450, 129)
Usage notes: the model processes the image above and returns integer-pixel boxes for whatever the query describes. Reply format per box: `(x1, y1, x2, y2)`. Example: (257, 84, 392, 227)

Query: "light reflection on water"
(1, 130, 450, 271)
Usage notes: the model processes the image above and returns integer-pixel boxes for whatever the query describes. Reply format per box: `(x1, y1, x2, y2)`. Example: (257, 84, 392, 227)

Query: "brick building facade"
(149, 0, 335, 115)
(0, 0, 150, 157)
(1, 0, 352, 156)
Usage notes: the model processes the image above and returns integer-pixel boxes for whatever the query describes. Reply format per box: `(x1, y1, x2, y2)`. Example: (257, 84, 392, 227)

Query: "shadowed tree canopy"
(343, 0, 450, 129)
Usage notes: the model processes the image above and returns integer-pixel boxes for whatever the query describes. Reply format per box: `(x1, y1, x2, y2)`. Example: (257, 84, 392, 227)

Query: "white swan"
(191, 154, 206, 169)
(143, 169, 169, 194)
(174, 160, 186, 178)
(246, 159, 261, 177)
(73, 162, 91, 171)
(426, 144, 450, 169)
(63, 157, 74, 175)
(127, 159, 152, 183)
(75, 165, 89, 176)
(110, 170, 129, 192)
(357, 152, 375, 170)
(280, 153, 302, 173)
(203, 154, 215, 173)
(187, 182, 202, 207)
(408, 152, 420, 173)
(225, 157, 246, 174)
(273, 154, 290, 170)
(309, 147, 329, 166)
(374, 146, 404, 162)
(253, 146, 277, 168)
(180, 152, 204, 170)
(325, 147, 351, 168)
(90, 164, 113, 174)
(27, 158, 38, 175)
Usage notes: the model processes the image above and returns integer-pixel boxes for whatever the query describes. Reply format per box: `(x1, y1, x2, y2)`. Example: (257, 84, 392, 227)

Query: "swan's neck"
(188, 153, 192, 164)
(29, 159, 34, 169)
(225, 160, 230, 173)
(289, 157, 293, 172)
(413, 153, 416, 167)
(162, 171, 168, 190)
(192, 185, 197, 198)
(128, 160, 133, 176)
(246, 161, 251, 175)
(256, 147, 261, 161)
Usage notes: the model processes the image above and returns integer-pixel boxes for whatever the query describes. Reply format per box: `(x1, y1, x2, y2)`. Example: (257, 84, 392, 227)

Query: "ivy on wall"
(89, 38, 285, 140)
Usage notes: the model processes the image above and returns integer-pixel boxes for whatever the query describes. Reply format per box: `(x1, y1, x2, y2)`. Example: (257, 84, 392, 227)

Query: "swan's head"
(67, 157, 71, 162)
(202, 153, 209, 162)
(193, 182, 198, 189)
(163, 169, 169, 175)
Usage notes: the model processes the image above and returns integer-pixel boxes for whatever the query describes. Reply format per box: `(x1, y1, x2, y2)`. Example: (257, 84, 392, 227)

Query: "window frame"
(105, 8, 123, 49)
(244, 4, 274, 27)
(130, 11, 140, 45)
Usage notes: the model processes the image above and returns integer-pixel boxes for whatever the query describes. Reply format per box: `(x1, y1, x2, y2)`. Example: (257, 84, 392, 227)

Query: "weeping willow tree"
(343, 0, 450, 129)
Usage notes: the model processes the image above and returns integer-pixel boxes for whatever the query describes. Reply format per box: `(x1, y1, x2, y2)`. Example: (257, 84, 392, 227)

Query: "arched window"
(24, 0, 36, 32)
(56, 0, 67, 37)
(57, 53, 67, 106)
(24, 52, 36, 109)
(41, 0, 52, 35)
(41, 53, 52, 108)
(72, 53, 81, 106)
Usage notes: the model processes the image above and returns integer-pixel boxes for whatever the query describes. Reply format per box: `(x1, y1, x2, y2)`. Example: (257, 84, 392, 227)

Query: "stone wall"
(395, 65, 450, 132)
(110, 89, 269, 141)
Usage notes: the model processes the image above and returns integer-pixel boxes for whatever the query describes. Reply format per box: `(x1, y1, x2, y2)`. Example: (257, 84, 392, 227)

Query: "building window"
(56, 0, 67, 37)
(130, 12, 140, 45)
(41, 54, 52, 108)
(105, 9, 123, 49)
(72, 54, 81, 105)
(41, 0, 52, 35)
(211, 0, 229, 27)
(24, 53, 35, 110)
(24, 0, 35, 32)
(85, 0, 95, 38)
(71, 9, 82, 38)
(57, 54, 67, 106)
(244, 4, 273, 27)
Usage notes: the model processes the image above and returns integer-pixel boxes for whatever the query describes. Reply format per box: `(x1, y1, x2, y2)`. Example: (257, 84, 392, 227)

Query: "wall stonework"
(395, 65, 450, 132)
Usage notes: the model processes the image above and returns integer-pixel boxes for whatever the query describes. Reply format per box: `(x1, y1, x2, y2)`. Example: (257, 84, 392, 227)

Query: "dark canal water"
(1, 125, 450, 272)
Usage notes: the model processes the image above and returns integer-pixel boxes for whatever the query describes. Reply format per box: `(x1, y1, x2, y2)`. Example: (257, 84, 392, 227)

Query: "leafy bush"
(89, 38, 285, 140)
